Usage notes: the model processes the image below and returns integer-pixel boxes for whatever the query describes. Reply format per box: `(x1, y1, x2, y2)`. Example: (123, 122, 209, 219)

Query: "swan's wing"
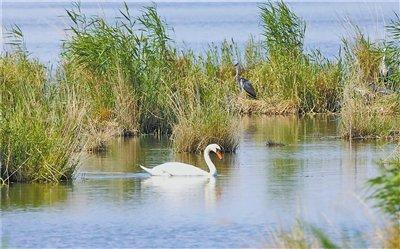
(152, 162, 208, 176)
(140, 164, 172, 176)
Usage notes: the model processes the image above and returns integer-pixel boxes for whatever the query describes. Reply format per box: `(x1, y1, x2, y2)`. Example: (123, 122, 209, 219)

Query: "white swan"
(140, 144, 223, 176)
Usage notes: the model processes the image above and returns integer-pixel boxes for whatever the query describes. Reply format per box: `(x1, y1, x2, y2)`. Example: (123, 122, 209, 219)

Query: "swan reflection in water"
(141, 176, 221, 209)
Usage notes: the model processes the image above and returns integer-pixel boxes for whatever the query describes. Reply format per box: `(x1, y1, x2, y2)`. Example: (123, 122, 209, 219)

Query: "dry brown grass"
(235, 95, 297, 115)
(382, 225, 400, 249)
(61, 63, 139, 151)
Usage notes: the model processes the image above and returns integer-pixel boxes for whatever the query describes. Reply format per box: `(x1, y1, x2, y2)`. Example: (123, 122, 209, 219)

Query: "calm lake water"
(2, 1, 399, 63)
(1, 116, 395, 248)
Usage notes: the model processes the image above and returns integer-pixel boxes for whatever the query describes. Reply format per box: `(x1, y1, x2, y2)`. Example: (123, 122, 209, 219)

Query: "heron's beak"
(216, 150, 223, 160)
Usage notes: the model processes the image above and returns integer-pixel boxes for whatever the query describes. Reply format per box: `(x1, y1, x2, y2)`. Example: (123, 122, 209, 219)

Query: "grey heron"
(372, 54, 394, 94)
(234, 63, 257, 99)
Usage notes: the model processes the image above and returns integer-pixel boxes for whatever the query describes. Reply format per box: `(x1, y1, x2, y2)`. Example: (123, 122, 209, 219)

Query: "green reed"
(245, 1, 343, 114)
(368, 155, 400, 219)
(3, 1, 400, 183)
(62, 3, 239, 152)
(340, 31, 400, 139)
(0, 51, 86, 183)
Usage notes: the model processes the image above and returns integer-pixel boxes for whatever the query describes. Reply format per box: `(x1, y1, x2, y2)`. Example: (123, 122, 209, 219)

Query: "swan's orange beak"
(216, 150, 224, 160)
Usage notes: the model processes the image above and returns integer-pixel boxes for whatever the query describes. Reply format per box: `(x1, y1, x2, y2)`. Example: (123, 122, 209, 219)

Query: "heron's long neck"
(204, 148, 217, 176)
(380, 56, 388, 75)
(235, 68, 240, 83)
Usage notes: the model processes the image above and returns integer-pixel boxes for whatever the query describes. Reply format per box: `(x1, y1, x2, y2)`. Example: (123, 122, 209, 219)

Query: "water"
(1, 116, 395, 248)
(2, 2, 399, 63)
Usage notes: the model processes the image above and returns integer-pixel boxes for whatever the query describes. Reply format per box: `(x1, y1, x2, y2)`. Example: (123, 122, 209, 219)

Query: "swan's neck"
(204, 148, 217, 176)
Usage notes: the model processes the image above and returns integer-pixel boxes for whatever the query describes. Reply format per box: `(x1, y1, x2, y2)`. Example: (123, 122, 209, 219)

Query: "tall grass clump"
(241, 1, 342, 115)
(169, 48, 239, 152)
(0, 51, 86, 183)
(62, 3, 174, 147)
(340, 30, 400, 139)
(62, 3, 239, 153)
(62, 3, 140, 148)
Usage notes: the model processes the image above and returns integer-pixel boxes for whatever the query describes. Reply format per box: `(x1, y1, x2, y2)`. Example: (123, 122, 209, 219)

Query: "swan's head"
(207, 144, 224, 160)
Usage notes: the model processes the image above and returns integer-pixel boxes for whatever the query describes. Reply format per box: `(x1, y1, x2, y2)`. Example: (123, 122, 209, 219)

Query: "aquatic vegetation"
(60, 63, 139, 151)
(2, 1, 400, 183)
(166, 44, 239, 152)
(60, 1, 346, 152)
(267, 221, 341, 249)
(0, 53, 86, 183)
(244, 1, 343, 114)
(260, 1, 305, 58)
(270, 151, 400, 249)
(340, 32, 400, 139)
(267, 220, 400, 249)
(62, 3, 159, 136)
(368, 155, 400, 219)
(172, 108, 238, 153)
(62, 3, 239, 152)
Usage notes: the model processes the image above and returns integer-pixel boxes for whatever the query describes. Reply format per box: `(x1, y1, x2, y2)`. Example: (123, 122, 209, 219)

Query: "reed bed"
(2, 1, 400, 182)
(0, 52, 86, 183)
(59, 1, 346, 153)
(169, 54, 239, 152)
(340, 32, 400, 139)
(249, 2, 343, 114)
(62, 3, 239, 152)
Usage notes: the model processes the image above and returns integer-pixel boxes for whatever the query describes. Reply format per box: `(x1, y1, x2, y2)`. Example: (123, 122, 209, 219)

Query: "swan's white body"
(140, 144, 223, 177)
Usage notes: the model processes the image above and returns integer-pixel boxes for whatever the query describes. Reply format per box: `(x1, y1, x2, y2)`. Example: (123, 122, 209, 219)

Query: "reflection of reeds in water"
(1, 183, 71, 209)
(81, 136, 171, 173)
(241, 115, 300, 145)
(81, 178, 142, 203)
(240, 115, 338, 145)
